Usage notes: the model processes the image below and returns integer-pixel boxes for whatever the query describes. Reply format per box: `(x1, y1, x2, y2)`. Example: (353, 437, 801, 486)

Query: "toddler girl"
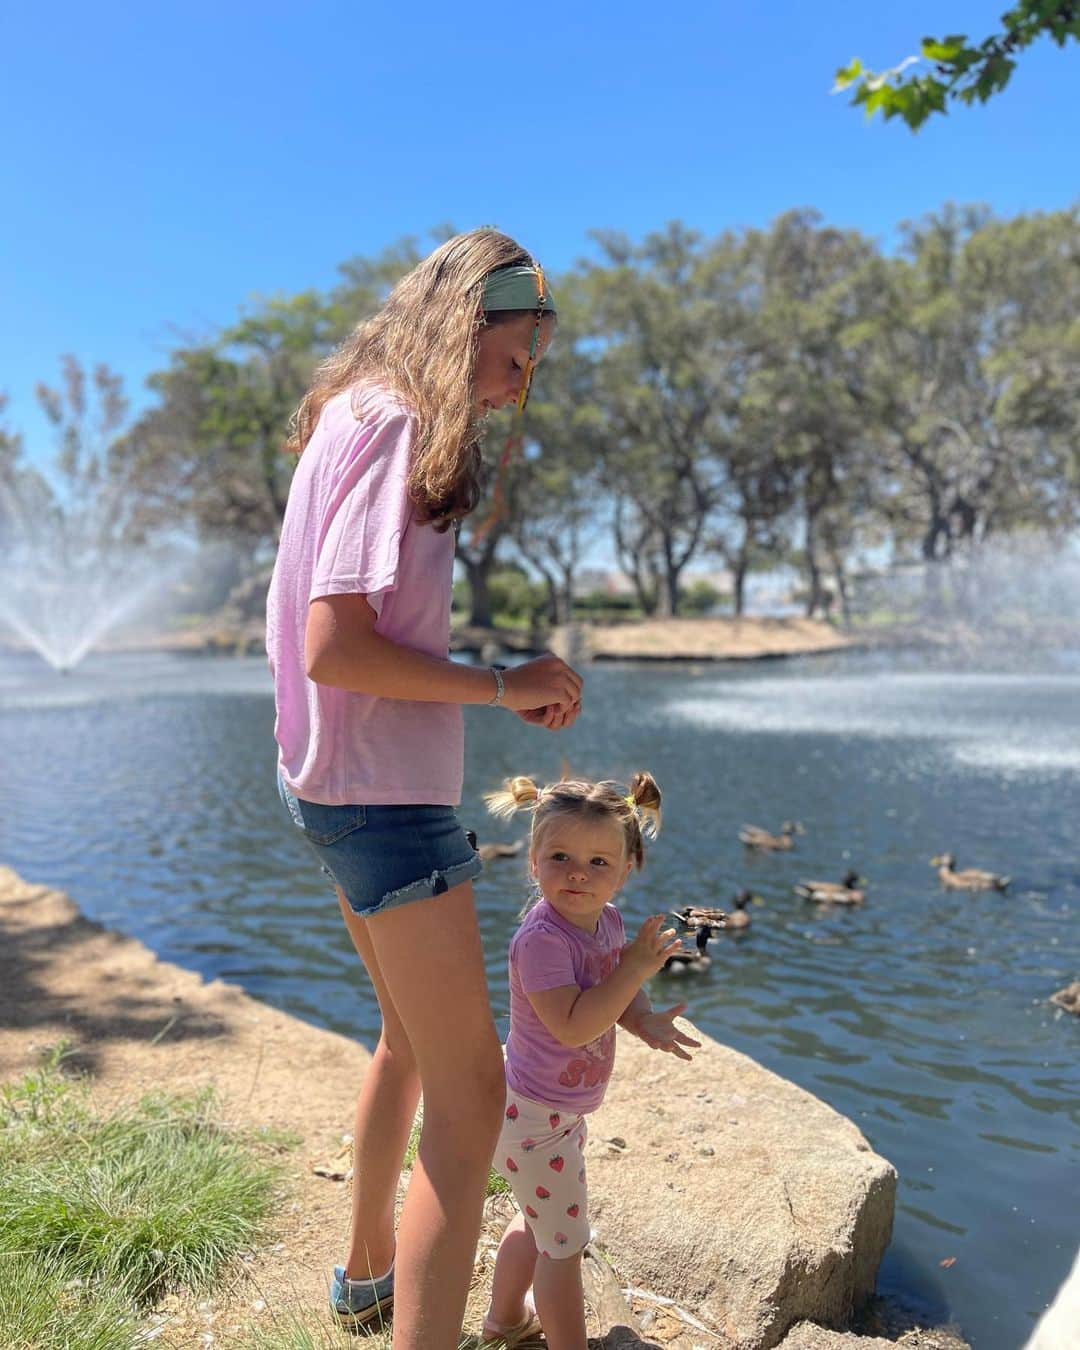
(480, 772, 700, 1349)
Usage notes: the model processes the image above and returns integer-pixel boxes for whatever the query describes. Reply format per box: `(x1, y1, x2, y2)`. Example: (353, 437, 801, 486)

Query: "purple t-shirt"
(505, 898, 627, 1115)
(266, 384, 462, 805)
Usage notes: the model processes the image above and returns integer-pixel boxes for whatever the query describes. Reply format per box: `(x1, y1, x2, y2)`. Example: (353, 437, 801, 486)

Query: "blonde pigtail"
(484, 775, 542, 820)
(628, 770, 662, 839)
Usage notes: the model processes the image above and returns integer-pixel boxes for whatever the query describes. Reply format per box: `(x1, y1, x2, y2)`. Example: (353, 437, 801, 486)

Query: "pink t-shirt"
(266, 384, 463, 805)
(505, 898, 627, 1116)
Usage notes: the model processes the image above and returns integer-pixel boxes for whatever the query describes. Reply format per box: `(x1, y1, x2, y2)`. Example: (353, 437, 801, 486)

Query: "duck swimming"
(739, 821, 803, 851)
(930, 853, 1009, 892)
(465, 831, 525, 863)
(794, 871, 865, 905)
(662, 924, 714, 974)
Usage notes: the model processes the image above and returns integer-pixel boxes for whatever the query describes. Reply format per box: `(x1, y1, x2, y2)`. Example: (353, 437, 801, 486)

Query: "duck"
(723, 890, 755, 931)
(465, 831, 525, 863)
(794, 871, 865, 905)
(675, 891, 757, 932)
(930, 853, 1009, 892)
(739, 821, 804, 851)
(661, 924, 714, 974)
(672, 904, 729, 930)
(1049, 983, 1080, 1016)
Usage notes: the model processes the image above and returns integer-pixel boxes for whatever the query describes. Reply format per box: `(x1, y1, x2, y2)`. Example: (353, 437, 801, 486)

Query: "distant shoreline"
(4, 613, 1077, 665)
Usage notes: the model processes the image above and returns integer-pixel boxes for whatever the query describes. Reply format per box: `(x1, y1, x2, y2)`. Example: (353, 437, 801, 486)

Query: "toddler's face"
(474, 312, 555, 414)
(530, 815, 632, 932)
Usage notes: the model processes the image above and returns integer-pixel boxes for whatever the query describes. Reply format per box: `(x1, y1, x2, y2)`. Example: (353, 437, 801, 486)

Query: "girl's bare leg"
(367, 881, 505, 1350)
(337, 889, 420, 1280)
(485, 1211, 537, 1328)
(533, 1250, 587, 1350)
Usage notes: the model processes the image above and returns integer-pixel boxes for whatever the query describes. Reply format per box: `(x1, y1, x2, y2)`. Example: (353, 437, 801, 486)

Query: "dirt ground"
(0, 866, 967, 1350)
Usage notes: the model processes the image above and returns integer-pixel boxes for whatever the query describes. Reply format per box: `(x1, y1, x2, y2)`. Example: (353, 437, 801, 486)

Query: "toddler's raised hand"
(623, 914, 684, 977)
(632, 1002, 702, 1062)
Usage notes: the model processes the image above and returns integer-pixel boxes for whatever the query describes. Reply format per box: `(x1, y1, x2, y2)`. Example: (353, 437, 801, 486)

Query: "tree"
(738, 212, 883, 618)
(835, 1, 1080, 129)
(507, 281, 606, 625)
(848, 205, 1080, 614)
(581, 224, 742, 616)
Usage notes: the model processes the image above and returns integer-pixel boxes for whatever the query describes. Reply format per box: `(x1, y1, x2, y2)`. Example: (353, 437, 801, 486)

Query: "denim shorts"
(278, 777, 483, 918)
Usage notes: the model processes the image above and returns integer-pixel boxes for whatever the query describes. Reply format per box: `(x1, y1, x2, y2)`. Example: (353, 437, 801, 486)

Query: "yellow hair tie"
(624, 794, 636, 808)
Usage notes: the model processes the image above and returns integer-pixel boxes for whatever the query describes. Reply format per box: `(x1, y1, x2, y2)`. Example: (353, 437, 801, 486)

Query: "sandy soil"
(582, 618, 853, 662)
(0, 866, 967, 1349)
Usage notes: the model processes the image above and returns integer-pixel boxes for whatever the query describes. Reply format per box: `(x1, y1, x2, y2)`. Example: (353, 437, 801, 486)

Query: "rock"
(1024, 1245, 1080, 1349)
(1048, 982, 1080, 1015)
(590, 1026, 896, 1349)
(777, 1325, 894, 1349)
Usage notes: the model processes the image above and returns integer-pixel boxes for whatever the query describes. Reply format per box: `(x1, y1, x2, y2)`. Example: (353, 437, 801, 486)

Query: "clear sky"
(3, 0, 1077, 455)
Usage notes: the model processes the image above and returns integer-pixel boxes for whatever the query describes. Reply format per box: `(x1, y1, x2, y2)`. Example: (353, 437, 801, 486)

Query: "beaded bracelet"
(488, 664, 506, 707)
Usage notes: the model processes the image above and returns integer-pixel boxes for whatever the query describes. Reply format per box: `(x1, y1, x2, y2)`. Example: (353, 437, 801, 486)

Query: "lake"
(0, 646, 1076, 1348)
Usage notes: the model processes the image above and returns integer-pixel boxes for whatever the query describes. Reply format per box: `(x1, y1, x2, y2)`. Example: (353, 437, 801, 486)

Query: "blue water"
(0, 647, 1076, 1348)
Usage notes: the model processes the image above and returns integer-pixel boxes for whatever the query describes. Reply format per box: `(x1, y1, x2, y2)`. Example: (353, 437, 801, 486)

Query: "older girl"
(267, 230, 582, 1349)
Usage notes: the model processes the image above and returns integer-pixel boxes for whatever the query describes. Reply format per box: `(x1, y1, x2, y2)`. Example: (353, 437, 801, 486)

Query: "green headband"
(481, 265, 556, 315)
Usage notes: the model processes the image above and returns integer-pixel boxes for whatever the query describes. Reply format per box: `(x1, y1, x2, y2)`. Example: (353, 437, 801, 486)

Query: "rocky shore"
(0, 865, 969, 1349)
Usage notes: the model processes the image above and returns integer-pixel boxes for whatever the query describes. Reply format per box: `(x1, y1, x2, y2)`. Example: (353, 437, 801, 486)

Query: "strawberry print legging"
(493, 1086, 591, 1259)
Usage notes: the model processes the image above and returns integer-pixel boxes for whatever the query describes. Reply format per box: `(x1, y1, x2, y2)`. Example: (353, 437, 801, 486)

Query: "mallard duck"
(930, 853, 1009, 892)
(723, 890, 754, 931)
(465, 831, 525, 863)
(662, 925, 714, 974)
(672, 904, 729, 931)
(739, 821, 803, 851)
(794, 871, 865, 905)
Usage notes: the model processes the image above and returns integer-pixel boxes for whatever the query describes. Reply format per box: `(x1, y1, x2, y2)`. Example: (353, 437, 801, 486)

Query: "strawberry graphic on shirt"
(549, 1112, 561, 1129)
(525, 1204, 538, 1219)
(505, 1103, 518, 1121)
(549, 1154, 564, 1172)
(567, 1203, 580, 1217)
(554, 1231, 568, 1246)
(535, 1185, 551, 1200)
(505, 1156, 518, 1173)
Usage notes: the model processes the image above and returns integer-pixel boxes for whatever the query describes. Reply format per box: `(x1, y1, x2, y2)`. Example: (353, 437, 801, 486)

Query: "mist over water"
(857, 535, 1080, 634)
(0, 647, 1075, 1348)
(0, 477, 191, 671)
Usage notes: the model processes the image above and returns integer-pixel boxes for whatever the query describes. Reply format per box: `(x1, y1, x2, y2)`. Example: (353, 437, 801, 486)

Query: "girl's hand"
(631, 1002, 702, 1062)
(501, 655, 582, 717)
(515, 699, 582, 732)
(622, 914, 684, 977)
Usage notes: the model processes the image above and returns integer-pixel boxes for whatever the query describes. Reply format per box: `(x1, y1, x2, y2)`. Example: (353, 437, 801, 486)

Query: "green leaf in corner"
(921, 33, 969, 62)
(832, 57, 863, 91)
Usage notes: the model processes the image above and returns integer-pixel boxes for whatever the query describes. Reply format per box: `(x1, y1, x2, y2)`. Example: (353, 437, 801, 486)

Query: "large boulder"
(589, 1027, 896, 1349)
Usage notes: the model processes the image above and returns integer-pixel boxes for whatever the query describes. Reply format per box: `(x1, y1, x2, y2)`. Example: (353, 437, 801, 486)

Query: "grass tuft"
(0, 1253, 139, 1350)
(0, 1057, 279, 1303)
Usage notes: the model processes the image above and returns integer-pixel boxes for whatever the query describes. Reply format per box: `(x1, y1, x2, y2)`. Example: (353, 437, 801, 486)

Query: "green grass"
(0, 1048, 280, 1304)
(0, 1253, 140, 1350)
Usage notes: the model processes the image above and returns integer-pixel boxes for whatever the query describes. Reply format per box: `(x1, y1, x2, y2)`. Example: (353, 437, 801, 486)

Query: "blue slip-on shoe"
(331, 1263, 394, 1328)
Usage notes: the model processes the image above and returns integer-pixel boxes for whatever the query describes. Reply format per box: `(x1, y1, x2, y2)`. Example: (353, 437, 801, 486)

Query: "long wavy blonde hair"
(287, 229, 541, 530)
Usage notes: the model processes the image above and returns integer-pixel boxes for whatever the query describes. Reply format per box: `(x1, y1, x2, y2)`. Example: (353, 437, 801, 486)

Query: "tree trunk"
(804, 507, 824, 619)
(733, 556, 748, 617)
(464, 556, 493, 627)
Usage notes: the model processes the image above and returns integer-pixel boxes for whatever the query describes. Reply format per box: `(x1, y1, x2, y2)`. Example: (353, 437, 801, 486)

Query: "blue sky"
(3, 0, 1077, 456)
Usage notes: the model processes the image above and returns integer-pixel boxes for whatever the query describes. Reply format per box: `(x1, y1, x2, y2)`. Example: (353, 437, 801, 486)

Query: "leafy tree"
(581, 224, 743, 616)
(739, 212, 883, 618)
(508, 281, 606, 625)
(849, 205, 1080, 614)
(835, 1, 1080, 128)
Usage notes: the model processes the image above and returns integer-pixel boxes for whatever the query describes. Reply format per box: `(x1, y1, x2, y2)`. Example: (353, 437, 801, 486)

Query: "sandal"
(330, 1262, 395, 1327)
(480, 1295, 542, 1346)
